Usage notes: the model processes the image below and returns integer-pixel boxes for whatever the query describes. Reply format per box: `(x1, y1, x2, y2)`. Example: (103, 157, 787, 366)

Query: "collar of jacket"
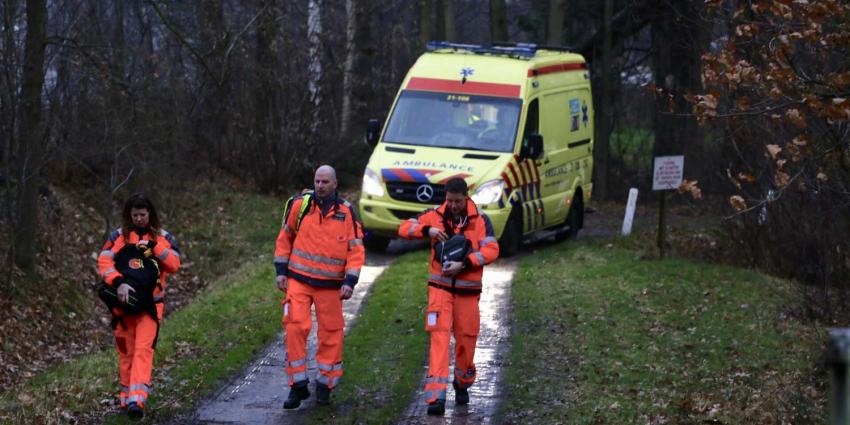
(436, 197, 479, 220)
(314, 191, 339, 216)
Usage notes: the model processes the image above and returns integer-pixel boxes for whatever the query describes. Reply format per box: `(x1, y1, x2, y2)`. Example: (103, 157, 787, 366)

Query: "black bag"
(435, 234, 471, 264)
(97, 244, 160, 317)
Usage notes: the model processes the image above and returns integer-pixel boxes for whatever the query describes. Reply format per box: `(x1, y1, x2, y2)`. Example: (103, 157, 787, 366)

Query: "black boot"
(427, 398, 446, 415)
(283, 384, 310, 409)
(126, 402, 144, 420)
(453, 381, 470, 405)
(316, 383, 331, 405)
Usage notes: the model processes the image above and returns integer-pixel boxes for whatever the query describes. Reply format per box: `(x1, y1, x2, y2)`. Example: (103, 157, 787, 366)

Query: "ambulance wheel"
(499, 208, 523, 257)
(555, 195, 583, 242)
(364, 235, 390, 253)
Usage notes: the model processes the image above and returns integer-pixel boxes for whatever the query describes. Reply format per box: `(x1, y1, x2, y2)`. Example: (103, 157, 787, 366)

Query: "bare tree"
(340, 0, 372, 142)
(489, 0, 507, 43)
(13, 0, 47, 272)
(308, 0, 323, 136)
(546, 0, 565, 45)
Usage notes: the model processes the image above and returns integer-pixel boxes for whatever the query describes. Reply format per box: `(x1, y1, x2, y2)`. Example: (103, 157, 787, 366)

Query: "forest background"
(0, 0, 848, 400)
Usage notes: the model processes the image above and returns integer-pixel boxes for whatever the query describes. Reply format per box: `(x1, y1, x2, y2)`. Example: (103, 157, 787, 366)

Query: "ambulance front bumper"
(359, 197, 511, 239)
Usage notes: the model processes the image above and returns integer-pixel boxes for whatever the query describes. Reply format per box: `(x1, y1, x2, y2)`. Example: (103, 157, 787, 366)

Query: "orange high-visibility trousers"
(114, 312, 159, 408)
(282, 278, 345, 389)
(423, 286, 480, 403)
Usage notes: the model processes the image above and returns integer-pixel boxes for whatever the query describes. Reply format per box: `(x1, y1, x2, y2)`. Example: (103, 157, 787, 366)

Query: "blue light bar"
(426, 41, 538, 59)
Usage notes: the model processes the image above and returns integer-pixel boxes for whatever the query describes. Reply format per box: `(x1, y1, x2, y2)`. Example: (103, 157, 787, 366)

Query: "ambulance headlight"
(362, 168, 385, 197)
(471, 179, 505, 205)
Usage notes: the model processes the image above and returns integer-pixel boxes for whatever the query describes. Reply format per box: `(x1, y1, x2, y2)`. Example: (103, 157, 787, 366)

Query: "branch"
(144, 0, 222, 86)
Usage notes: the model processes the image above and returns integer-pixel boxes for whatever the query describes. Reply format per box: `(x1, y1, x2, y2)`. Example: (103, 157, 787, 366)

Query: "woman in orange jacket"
(97, 192, 181, 420)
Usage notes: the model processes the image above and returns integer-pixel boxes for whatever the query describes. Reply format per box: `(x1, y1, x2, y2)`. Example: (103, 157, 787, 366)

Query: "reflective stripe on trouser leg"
(453, 292, 480, 388)
(285, 357, 309, 385)
(315, 286, 345, 389)
(283, 279, 314, 386)
(424, 376, 449, 404)
(119, 385, 130, 408)
(128, 383, 152, 407)
(316, 362, 343, 388)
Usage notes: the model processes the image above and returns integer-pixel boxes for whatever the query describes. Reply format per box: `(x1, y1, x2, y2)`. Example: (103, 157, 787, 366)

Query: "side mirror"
(520, 133, 543, 160)
(366, 119, 381, 147)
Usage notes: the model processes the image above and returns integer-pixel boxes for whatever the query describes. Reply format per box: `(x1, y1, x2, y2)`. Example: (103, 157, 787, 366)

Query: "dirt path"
(397, 258, 518, 424)
(185, 253, 395, 425)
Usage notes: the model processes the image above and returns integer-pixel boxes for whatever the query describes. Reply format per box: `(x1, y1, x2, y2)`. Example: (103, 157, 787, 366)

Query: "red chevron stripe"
(519, 160, 531, 186)
(501, 172, 513, 193)
(507, 162, 521, 187)
(523, 160, 535, 183)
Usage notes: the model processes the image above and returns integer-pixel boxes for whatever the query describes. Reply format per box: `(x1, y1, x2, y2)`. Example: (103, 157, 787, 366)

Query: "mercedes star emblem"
(416, 184, 434, 202)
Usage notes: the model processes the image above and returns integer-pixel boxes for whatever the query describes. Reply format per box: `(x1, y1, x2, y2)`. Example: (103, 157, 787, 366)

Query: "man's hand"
(276, 275, 288, 292)
(117, 283, 136, 304)
(441, 261, 463, 276)
(340, 285, 353, 300)
(429, 227, 449, 241)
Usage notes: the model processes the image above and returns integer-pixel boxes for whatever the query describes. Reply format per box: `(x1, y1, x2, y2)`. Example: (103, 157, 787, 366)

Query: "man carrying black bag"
(398, 178, 499, 415)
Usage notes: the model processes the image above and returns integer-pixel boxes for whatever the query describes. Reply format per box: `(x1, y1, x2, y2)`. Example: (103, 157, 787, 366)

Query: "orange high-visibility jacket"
(398, 198, 499, 292)
(274, 194, 365, 288)
(97, 228, 181, 315)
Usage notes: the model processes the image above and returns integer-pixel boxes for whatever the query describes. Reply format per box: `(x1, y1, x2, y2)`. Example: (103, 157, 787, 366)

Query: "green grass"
(0, 260, 282, 424)
(500, 239, 825, 424)
(307, 251, 430, 425)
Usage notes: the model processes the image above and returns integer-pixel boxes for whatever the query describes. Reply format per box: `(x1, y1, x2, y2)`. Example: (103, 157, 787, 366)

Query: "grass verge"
(307, 251, 430, 425)
(501, 239, 825, 424)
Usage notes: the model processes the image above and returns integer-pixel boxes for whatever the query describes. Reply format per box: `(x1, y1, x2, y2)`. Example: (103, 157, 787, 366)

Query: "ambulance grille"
(386, 182, 446, 204)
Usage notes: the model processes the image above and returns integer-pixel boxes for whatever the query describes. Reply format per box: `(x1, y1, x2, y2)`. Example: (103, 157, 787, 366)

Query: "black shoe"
(127, 402, 144, 420)
(283, 384, 310, 409)
(427, 399, 445, 415)
(316, 383, 331, 405)
(453, 381, 469, 405)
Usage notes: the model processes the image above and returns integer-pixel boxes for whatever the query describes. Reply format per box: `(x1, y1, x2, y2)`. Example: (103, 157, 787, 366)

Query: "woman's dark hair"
(445, 178, 469, 195)
(121, 192, 161, 239)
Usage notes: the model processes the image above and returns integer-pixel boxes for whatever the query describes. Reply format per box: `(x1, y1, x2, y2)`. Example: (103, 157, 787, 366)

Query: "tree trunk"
(419, 0, 432, 50)
(255, 0, 282, 191)
(198, 0, 230, 164)
(593, 0, 613, 201)
(307, 0, 323, 136)
(13, 0, 47, 272)
(437, 0, 454, 42)
(489, 0, 507, 43)
(341, 0, 372, 143)
(546, 0, 565, 46)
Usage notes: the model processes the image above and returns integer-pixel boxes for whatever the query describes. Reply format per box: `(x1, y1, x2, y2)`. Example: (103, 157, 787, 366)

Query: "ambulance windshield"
(383, 91, 521, 153)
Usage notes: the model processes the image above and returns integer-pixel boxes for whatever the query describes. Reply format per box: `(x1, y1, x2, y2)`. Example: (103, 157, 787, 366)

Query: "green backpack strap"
(282, 191, 314, 232)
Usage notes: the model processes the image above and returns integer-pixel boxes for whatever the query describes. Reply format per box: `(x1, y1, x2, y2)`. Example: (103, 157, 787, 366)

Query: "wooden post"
(657, 190, 666, 258)
(829, 329, 850, 425)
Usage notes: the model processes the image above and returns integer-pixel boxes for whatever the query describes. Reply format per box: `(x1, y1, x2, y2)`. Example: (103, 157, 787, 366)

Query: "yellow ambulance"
(360, 42, 594, 255)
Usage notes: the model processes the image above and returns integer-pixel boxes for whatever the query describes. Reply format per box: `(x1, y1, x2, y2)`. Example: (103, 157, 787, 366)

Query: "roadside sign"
(653, 156, 684, 191)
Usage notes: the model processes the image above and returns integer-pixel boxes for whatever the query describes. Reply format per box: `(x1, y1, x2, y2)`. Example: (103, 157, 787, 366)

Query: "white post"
(622, 188, 639, 235)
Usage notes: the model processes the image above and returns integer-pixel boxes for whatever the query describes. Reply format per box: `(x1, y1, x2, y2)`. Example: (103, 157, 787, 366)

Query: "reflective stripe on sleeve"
(274, 256, 290, 264)
(349, 238, 363, 247)
(345, 268, 360, 277)
(474, 252, 485, 265)
(479, 236, 497, 245)
(99, 250, 114, 258)
(408, 224, 419, 237)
